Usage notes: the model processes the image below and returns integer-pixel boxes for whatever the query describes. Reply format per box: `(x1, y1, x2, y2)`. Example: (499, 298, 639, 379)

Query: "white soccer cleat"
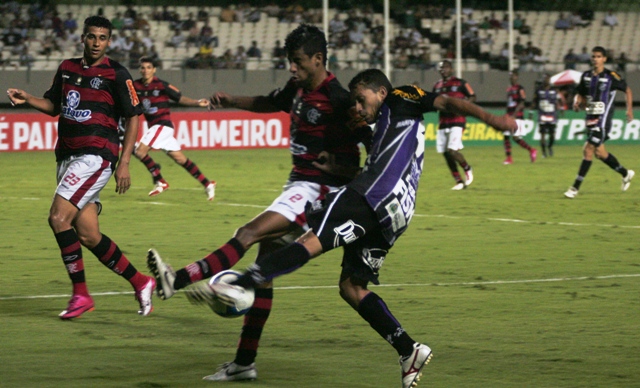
(564, 187, 579, 199)
(622, 170, 634, 191)
(146, 249, 176, 300)
(209, 282, 253, 311)
(451, 182, 465, 191)
(149, 180, 169, 197)
(203, 362, 257, 381)
(464, 168, 474, 186)
(400, 343, 433, 388)
(135, 276, 156, 316)
(205, 181, 216, 201)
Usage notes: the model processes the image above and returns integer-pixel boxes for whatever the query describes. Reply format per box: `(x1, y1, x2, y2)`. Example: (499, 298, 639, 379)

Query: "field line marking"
(2, 273, 639, 301)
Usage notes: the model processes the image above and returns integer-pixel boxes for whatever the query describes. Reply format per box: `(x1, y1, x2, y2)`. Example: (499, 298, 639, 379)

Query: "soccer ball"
(208, 270, 255, 318)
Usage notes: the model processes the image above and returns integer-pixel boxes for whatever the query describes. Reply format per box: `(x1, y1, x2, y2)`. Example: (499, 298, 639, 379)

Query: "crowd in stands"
(0, 1, 635, 73)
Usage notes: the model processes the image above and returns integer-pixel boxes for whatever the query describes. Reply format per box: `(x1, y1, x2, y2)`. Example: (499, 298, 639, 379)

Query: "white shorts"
(436, 126, 464, 153)
(139, 124, 181, 151)
(56, 155, 112, 209)
(265, 180, 336, 228)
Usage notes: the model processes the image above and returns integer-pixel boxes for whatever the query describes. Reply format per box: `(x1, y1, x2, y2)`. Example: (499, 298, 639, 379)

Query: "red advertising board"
(0, 111, 291, 152)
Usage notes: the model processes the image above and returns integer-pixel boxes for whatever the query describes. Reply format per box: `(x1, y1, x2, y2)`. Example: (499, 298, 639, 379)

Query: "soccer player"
(201, 69, 521, 388)
(6, 16, 155, 319)
(432, 60, 476, 190)
(531, 74, 564, 158)
(503, 70, 537, 164)
(147, 24, 365, 381)
(132, 57, 216, 200)
(564, 46, 634, 199)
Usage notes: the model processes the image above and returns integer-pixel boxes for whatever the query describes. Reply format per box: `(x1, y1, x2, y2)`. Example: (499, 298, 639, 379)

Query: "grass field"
(1, 144, 639, 388)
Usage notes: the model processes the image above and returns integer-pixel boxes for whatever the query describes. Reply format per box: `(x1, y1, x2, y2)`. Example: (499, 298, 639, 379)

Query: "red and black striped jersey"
(133, 77, 182, 128)
(44, 57, 142, 165)
(506, 83, 525, 118)
(266, 73, 363, 187)
(432, 77, 475, 128)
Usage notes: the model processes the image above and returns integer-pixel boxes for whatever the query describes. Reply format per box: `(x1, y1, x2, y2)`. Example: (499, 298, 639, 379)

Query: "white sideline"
(1, 273, 639, 301)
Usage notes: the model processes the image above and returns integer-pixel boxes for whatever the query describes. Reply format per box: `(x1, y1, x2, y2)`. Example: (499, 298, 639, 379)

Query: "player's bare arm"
(178, 95, 209, 107)
(7, 88, 56, 116)
(115, 115, 139, 195)
(209, 92, 279, 112)
(435, 95, 516, 133)
(573, 94, 585, 111)
(625, 86, 633, 122)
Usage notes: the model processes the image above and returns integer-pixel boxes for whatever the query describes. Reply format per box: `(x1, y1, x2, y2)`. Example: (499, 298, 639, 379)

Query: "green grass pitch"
(1, 144, 639, 387)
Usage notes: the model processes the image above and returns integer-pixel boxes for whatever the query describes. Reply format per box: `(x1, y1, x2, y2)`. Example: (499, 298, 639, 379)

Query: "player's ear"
(378, 86, 388, 99)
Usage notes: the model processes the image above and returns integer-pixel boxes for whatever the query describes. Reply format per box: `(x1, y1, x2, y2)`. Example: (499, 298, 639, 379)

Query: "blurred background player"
(432, 60, 476, 190)
(564, 46, 634, 199)
(148, 24, 366, 381)
(531, 73, 564, 158)
(504, 70, 537, 164)
(6, 16, 155, 319)
(133, 56, 216, 200)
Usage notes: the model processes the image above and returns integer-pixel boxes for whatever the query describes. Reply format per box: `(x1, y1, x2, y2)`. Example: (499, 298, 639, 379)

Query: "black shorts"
(305, 187, 391, 285)
(539, 123, 556, 134)
(586, 125, 609, 146)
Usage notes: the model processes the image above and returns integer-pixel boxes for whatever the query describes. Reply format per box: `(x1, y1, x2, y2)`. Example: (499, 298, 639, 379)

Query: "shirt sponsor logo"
(62, 90, 92, 122)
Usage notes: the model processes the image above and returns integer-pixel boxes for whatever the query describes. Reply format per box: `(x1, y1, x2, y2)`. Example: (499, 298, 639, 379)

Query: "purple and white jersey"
(348, 85, 437, 244)
(534, 88, 560, 124)
(576, 68, 627, 130)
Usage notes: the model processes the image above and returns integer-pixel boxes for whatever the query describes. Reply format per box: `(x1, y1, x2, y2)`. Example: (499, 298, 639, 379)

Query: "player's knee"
(76, 229, 101, 248)
(234, 225, 260, 249)
(133, 147, 146, 160)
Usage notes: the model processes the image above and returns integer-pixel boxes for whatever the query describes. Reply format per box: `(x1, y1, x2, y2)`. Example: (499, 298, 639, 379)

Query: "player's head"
(542, 73, 551, 87)
(591, 46, 607, 69)
(509, 69, 519, 84)
(82, 16, 112, 65)
(139, 56, 157, 81)
(83, 15, 112, 37)
(348, 69, 392, 124)
(284, 24, 328, 89)
(438, 60, 453, 78)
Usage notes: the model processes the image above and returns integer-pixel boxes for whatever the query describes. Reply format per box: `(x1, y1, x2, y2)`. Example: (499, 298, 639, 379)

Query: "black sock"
(357, 292, 415, 357)
(602, 153, 627, 176)
(573, 159, 592, 190)
(234, 243, 311, 288)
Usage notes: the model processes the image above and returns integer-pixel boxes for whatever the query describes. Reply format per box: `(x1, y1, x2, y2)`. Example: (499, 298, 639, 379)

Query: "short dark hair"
(509, 69, 519, 76)
(592, 46, 607, 56)
(83, 15, 112, 37)
(139, 56, 157, 67)
(284, 24, 327, 66)
(348, 69, 393, 93)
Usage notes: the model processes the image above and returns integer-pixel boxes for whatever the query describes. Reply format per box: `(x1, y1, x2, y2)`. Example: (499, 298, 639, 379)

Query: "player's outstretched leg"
(203, 362, 257, 381)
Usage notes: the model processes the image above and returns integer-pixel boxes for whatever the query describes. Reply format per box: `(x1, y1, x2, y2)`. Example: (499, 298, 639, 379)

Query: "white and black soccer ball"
(208, 270, 255, 318)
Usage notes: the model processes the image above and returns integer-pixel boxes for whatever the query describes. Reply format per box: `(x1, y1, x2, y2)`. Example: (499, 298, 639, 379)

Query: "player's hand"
(114, 164, 131, 194)
(7, 88, 29, 106)
(197, 98, 209, 108)
(312, 151, 334, 173)
(209, 92, 232, 110)
(627, 111, 634, 123)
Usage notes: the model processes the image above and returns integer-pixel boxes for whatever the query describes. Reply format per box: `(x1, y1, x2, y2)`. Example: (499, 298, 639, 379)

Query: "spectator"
(513, 37, 524, 56)
(616, 52, 629, 73)
(124, 4, 137, 21)
(111, 12, 124, 31)
(140, 29, 154, 51)
(18, 45, 34, 68)
(247, 40, 262, 59)
(570, 11, 589, 28)
(489, 12, 502, 29)
(181, 13, 196, 31)
(63, 12, 77, 32)
(219, 48, 234, 69)
(555, 13, 571, 31)
(563, 48, 579, 69)
(197, 7, 209, 22)
(272, 39, 286, 59)
(185, 22, 200, 48)
(134, 13, 151, 31)
(603, 10, 618, 28)
(166, 29, 185, 49)
(39, 35, 61, 56)
(576, 46, 590, 63)
(247, 8, 261, 23)
(220, 6, 236, 22)
(199, 19, 218, 47)
(479, 16, 490, 30)
(328, 51, 339, 69)
(513, 14, 524, 31)
(329, 13, 346, 34)
(233, 45, 247, 69)
(394, 48, 410, 69)
(348, 26, 364, 48)
(519, 18, 531, 34)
